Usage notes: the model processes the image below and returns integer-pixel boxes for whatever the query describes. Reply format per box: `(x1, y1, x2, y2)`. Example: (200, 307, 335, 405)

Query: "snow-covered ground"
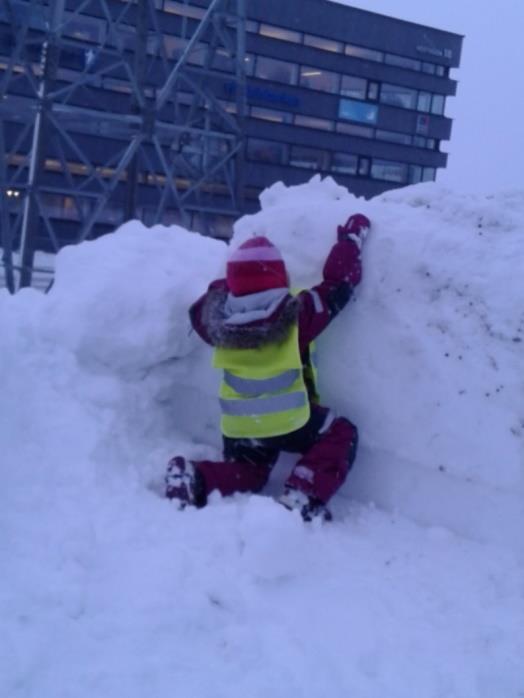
(1, 178, 523, 697)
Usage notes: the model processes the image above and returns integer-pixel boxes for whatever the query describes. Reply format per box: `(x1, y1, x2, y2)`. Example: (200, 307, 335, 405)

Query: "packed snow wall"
(1, 178, 523, 552)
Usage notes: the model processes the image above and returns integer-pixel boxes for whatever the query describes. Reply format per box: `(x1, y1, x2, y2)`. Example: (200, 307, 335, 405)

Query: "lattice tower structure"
(0, 0, 247, 291)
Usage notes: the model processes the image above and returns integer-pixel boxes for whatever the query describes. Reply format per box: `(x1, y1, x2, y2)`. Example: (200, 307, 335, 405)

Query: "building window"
(385, 53, 422, 71)
(63, 17, 104, 43)
(339, 98, 378, 125)
(336, 122, 374, 138)
(421, 62, 436, 75)
(185, 42, 206, 67)
(416, 114, 430, 135)
(246, 138, 288, 164)
(289, 145, 328, 170)
(417, 91, 432, 112)
(376, 130, 412, 145)
(102, 78, 132, 94)
(42, 194, 80, 220)
(299, 66, 339, 93)
(164, 35, 185, 60)
(409, 165, 423, 183)
(340, 75, 367, 99)
(380, 83, 417, 110)
(218, 98, 238, 114)
(435, 65, 447, 77)
(367, 81, 379, 101)
(345, 44, 383, 62)
(413, 136, 438, 151)
(175, 90, 193, 109)
(218, 99, 237, 114)
(250, 106, 293, 123)
(294, 114, 334, 131)
(304, 34, 343, 53)
(240, 54, 255, 76)
(358, 157, 370, 176)
(213, 48, 234, 72)
(259, 23, 302, 43)
(431, 94, 446, 115)
(371, 159, 408, 183)
(45, 158, 89, 177)
(422, 166, 436, 182)
(255, 56, 298, 85)
(105, 22, 129, 50)
(163, 1, 205, 19)
(332, 152, 358, 174)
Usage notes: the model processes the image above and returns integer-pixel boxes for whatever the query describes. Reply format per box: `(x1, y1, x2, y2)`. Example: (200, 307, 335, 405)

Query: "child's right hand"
(337, 214, 371, 248)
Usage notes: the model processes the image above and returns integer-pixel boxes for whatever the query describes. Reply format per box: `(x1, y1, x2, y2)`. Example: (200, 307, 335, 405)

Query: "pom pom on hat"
(226, 236, 288, 296)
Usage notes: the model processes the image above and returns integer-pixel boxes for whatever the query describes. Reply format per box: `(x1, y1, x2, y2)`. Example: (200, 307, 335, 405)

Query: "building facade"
(239, 0, 462, 203)
(1, 0, 463, 268)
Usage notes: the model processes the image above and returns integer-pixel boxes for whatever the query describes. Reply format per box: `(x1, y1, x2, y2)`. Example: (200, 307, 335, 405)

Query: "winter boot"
(278, 487, 332, 522)
(165, 456, 206, 509)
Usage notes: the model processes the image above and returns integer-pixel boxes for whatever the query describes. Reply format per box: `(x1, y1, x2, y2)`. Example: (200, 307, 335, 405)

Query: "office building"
(0, 0, 463, 287)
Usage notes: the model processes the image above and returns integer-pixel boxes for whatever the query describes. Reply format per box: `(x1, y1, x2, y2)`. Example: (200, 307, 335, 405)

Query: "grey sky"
(331, 0, 524, 194)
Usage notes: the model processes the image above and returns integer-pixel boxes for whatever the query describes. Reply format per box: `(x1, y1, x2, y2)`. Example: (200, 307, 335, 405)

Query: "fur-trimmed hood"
(201, 287, 300, 349)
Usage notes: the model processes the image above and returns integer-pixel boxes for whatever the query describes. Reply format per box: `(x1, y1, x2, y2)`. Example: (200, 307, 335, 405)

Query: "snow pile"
(2, 179, 524, 697)
(235, 179, 524, 549)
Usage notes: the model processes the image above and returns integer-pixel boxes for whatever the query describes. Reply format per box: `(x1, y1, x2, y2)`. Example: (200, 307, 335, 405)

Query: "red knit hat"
(226, 236, 288, 296)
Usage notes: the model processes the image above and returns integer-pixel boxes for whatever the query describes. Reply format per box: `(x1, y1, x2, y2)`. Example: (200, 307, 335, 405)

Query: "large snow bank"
(2, 179, 524, 697)
(2, 179, 523, 545)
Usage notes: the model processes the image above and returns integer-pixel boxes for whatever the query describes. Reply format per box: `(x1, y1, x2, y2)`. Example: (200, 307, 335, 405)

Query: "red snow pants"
(194, 406, 358, 504)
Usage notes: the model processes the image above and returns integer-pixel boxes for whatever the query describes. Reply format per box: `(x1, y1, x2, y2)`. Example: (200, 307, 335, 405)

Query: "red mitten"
(337, 213, 371, 247)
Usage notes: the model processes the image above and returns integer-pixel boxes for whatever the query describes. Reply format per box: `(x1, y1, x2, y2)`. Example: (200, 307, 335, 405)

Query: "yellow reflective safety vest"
(213, 321, 317, 439)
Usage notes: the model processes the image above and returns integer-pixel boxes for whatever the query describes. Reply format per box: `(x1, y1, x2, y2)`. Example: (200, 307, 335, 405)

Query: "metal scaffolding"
(0, 0, 247, 291)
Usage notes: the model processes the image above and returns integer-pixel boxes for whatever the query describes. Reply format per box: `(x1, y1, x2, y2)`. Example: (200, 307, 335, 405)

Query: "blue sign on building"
(225, 81, 300, 108)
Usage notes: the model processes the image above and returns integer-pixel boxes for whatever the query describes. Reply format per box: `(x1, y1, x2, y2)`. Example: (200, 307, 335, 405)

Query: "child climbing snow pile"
(165, 213, 371, 520)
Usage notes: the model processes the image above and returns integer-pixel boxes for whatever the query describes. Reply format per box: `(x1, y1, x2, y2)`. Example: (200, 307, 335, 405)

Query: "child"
(165, 213, 370, 520)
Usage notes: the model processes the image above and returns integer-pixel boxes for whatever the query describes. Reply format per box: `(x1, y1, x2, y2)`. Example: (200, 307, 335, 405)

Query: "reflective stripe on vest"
(223, 368, 300, 396)
(220, 390, 307, 416)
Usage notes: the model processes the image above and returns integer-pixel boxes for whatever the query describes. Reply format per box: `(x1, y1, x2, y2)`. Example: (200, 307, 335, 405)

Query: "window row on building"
(48, 9, 449, 121)
(243, 54, 447, 116)
(5, 137, 434, 219)
(7, 187, 237, 238)
(246, 138, 436, 185)
(23, 54, 441, 155)
(215, 97, 439, 152)
(159, 1, 450, 77)
(161, 42, 449, 118)
(60, 2, 450, 81)
(245, 104, 439, 151)
(12, 26, 446, 125)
